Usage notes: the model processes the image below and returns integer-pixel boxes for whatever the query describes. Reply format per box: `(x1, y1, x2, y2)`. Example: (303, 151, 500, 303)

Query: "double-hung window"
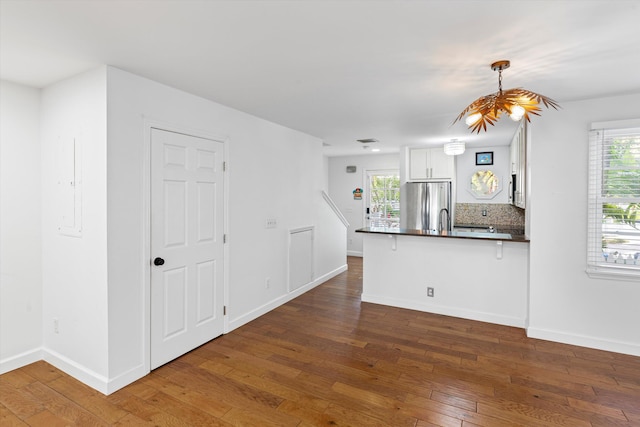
(587, 120, 640, 281)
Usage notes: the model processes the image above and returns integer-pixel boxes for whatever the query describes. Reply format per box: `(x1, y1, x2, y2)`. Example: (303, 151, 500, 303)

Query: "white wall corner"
(0, 348, 43, 375)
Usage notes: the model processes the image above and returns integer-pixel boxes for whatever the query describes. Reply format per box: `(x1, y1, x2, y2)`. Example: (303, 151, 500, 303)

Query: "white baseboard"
(361, 293, 526, 328)
(1, 347, 146, 395)
(227, 263, 348, 332)
(347, 250, 363, 257)
(42, 348, 111, 394)
(526, 327, 640, 357)
(105, 364, 148, 395)
(0, 347, 43, 375)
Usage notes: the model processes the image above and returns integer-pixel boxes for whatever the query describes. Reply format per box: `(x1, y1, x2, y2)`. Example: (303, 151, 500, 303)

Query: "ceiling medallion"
(454, 60, 560, 133)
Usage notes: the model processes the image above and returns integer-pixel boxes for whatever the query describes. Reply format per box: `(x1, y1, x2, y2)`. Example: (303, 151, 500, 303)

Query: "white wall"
(328, 154, 399, 256)
(527, 93, 640, 356)
(455, 145, 510, 204)
(2, 66, 346, 393)
(40, 67, 110, 386)
(0, 81, 43, 372)
(362, 234, 529, 327)
(105, 67, 345, 391)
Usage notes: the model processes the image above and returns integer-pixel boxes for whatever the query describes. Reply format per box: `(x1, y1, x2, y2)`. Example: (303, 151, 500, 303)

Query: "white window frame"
(587, 119, 640, 282)
(364, 169, 400, 229)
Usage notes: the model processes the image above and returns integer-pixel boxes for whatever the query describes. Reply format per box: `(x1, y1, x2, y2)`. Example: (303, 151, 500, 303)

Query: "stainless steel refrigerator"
(402, 181, 452, 232)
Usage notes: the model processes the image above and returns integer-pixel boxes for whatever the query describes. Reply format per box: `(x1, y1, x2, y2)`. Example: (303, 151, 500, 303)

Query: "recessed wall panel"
(164, 180, 186, 247)
(196, 260, 216, 324)
(164, 267, 187, 338)
(164, 144, 186, 168)
(197, 182, 215, 242)
(197, 149, 216, 172)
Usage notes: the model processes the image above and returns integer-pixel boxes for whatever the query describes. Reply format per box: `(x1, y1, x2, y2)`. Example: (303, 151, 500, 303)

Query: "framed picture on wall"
(475, 151, 493, 165)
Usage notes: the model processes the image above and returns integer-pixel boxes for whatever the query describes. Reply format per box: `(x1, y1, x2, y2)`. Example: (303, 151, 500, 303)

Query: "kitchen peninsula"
(356, 227, 530, 328)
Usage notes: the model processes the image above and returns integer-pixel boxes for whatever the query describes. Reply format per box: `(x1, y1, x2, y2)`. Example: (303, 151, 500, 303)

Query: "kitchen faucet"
(438, 208, 450, 233)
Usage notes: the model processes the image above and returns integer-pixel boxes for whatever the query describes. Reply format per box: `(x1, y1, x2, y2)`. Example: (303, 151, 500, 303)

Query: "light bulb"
(465, 112, 482, 126)
(509, 105, 525, 121)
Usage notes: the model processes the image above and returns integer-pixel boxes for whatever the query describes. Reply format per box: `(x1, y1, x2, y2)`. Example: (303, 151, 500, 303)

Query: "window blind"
(587, 123, 640, 280)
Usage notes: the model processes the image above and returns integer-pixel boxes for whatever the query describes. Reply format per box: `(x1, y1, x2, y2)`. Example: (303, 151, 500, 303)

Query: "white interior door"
(150, 128, 224, 369)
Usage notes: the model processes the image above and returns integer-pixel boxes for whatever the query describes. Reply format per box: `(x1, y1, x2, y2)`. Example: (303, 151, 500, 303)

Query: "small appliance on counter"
(402, 181, 452, 232)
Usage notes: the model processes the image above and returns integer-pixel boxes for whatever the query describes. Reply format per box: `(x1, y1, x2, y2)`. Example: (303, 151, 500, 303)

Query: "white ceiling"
(2, 0, 640, 156)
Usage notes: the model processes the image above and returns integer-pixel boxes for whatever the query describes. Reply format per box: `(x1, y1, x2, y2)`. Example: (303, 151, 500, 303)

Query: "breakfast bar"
(356, 227, 530, 328)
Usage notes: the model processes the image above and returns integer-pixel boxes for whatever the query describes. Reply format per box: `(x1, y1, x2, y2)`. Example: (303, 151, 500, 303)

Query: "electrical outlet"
(265, 277, 270, 289)
(53, 317, 59, 334)
(265, 218, 277, 229)
(427, 287, 434, 297)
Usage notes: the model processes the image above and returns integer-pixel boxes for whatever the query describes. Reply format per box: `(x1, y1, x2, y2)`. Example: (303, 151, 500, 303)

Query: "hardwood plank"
(1, 257, 640, 426)
(24, 409, 71, 427)
(18, 361, 63, 384)
(22, 381, 109, 426)
(47, 374, 129, 424)
(0, 403, 29, 426)
(0, 381, 45, 419)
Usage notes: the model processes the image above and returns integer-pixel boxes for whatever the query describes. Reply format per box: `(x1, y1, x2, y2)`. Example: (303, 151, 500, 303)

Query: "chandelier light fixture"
(454, 60, 560, 133)
(444, 139, 465, 156)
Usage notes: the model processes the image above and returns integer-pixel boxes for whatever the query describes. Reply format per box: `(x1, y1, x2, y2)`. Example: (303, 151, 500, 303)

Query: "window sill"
(587, 265, 639, 282)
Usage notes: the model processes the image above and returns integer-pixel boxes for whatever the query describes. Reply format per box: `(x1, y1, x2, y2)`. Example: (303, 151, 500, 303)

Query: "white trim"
(586, 266, 640, 282)
(228, 264, 347, 332)
(322, 191, 349, 227)
(591, 118, 640, 130)
(0, 348, 43, 375)
(347, 250, 363, 257)
(527, 327, 640, 357)
(42, 348, 147, 395)
(361, 293, 526, 328)
(42, 348, 110, 394)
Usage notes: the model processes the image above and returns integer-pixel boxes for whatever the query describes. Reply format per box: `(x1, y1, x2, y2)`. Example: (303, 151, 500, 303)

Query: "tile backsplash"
(455, 203, 524, 228)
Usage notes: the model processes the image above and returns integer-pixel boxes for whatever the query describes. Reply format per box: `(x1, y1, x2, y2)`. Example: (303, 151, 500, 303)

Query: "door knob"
(153, 257, 165, 266)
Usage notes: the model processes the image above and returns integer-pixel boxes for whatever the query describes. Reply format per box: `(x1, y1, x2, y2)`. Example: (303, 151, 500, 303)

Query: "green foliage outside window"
(370, 175, 400, 224)
(603, 136, 640, 230)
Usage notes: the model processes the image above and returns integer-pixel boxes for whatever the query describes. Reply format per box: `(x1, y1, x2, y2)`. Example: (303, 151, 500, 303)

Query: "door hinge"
(223, 306, 227, 316)
(223, 161, 227, 172)
(223, 234, 227, 243)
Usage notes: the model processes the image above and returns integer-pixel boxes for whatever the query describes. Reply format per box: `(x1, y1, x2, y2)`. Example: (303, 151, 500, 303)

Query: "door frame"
(142, 118, 229, 373)
(363, 169, 400, 228)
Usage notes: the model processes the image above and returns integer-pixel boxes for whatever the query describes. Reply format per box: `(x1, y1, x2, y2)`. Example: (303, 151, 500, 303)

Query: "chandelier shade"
(444, 140, 465, 155)
(454, 60, 560, 133)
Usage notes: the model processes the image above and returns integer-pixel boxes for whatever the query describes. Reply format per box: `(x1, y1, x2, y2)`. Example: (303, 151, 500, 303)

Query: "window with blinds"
(587, 120, 640, 281)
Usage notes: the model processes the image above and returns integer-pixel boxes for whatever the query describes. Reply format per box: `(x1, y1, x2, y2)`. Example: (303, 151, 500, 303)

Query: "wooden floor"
(2, 257, 640, 426)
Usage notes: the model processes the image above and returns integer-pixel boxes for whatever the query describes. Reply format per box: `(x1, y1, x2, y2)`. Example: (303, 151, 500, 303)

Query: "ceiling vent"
(356, 138, 378, 144)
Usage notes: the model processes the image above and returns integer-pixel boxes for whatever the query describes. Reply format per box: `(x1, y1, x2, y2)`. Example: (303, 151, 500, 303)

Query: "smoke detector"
(356, 138, 379, 144)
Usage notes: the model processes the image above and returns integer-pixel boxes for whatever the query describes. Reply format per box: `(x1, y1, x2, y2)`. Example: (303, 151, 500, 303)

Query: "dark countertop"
(356, 227, 530, 242)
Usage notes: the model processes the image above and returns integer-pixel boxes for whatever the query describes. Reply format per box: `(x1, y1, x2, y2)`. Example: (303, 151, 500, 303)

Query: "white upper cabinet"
(409, 147, 454, 181)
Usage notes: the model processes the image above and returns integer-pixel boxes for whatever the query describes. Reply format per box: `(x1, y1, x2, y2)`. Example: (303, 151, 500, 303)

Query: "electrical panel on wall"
(58, 135, 82, 237)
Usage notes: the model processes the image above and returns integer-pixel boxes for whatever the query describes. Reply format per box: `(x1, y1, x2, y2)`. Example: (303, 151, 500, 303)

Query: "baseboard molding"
(526, 327, 640, 357)
(347, 250, 363, 257)
(361, 293, 526, 328)
(42, 348, 111, 394)
(0, 347, 43, 375)
(227, 263, 348, 332)
(105, 364, 148, 395)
